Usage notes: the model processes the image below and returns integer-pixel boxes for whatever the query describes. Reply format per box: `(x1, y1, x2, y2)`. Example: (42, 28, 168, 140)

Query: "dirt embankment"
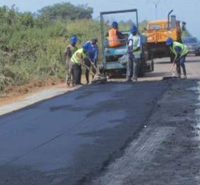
(0, 79, 65, 107)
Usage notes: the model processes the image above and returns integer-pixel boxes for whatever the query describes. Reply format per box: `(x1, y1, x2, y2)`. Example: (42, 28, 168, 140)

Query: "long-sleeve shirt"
(88, 43, 98, 62)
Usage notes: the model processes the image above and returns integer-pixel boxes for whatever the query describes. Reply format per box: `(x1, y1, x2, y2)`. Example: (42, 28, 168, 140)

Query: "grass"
(0, 19, 101, 91)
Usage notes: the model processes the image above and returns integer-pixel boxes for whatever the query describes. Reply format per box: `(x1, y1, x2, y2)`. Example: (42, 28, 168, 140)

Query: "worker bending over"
(70, 42, 92, 86)
(166, 37, 188, 78)
(127, 25, 141, 82)
(84, 38, 99, 84)
(65, 35, 78, 87)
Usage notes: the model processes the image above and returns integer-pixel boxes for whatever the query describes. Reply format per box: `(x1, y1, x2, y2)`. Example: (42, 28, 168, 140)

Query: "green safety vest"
(170, 41, 188, 57)
(129, 35, 141, 55)
(71, 48, 86, 65)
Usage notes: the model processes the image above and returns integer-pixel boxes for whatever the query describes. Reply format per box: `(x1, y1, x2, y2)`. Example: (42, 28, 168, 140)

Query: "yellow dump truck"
(144, 10, 183, 62)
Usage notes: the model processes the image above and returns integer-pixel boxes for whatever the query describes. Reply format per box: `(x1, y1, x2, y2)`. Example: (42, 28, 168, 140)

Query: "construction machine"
(99, 9, 154, 78)
(144, 10, 183, 62)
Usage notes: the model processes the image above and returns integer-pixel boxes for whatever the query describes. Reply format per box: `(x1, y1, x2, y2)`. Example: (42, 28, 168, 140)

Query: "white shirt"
(128, 34, 141, 48)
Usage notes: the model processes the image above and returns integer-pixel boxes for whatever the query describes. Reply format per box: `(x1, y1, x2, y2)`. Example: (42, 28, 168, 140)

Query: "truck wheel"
(150, 59, 154, 71)
(138, 61, 145, 77)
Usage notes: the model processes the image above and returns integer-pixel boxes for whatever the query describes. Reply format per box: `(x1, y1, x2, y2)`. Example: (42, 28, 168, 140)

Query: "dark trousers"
(84, 58, 91, 83)
(84, 58, 97, 83)
(176, 54, 187, 77)
(72, 64, 82, 85)
(66, 61, 73, 84)
(126, 58, 139, 79)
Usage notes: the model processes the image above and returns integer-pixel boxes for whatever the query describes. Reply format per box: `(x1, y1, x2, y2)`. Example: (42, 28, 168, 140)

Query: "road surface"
(0, 56, 200, 185)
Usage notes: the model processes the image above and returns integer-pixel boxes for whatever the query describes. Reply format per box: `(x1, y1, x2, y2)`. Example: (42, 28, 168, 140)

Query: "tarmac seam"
(91, 126, 175, 185)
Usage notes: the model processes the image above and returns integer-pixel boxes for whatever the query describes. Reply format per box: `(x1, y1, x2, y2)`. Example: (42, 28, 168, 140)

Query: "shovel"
(81, 61, 107, 84)
(162, 56, 178, 80)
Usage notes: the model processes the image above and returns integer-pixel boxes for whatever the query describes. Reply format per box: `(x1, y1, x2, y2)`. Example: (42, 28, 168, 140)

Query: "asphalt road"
(0, 56, 200, 185)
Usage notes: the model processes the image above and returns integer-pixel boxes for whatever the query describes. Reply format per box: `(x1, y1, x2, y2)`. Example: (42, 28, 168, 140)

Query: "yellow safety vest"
(71, 48, 86, 65)
(129, 35, 141, 55)
(170, 41, 188, 57)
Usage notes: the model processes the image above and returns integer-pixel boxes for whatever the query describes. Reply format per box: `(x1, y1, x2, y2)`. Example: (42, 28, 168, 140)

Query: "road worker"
(107, 21, 124, 47)
(166, 37, 188, 78)
(126, 25, 141, 82)
(70, 42, 92, 86)
(84, 38, 99, 84)
(65, 35, 78, 87)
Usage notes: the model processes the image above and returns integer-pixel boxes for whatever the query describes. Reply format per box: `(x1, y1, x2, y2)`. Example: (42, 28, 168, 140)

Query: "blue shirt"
(88, 42, 98, 61)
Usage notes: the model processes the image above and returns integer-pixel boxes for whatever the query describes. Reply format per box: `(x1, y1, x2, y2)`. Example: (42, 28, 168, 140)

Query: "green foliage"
(0, 5, 100, 91)
(38, 2, 93, 21)
(0, 4, 193, 91)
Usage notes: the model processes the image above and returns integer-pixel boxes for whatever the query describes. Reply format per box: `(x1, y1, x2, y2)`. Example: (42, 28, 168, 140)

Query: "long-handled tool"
(81, 60, 107, 84)
(169, 56, 177, 75)
(162, 56, 178, 80)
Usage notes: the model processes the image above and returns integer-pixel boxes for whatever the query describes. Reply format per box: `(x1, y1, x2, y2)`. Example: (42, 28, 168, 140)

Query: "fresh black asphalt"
(0, 81, 171, 185)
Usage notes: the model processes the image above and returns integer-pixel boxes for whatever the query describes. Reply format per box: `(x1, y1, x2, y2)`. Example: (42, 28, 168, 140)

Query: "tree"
(37, 2, 93, 22)
(20, 12, 34, 27)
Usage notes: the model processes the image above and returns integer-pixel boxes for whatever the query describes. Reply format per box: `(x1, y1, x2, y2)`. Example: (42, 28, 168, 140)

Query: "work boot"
(183, 75, 187, 79)
(126, 78, 132, 82)
(132, 77, 138, 82)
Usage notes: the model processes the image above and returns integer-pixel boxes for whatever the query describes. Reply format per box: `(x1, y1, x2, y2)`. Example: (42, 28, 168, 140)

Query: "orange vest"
(108, 28, 121, 47)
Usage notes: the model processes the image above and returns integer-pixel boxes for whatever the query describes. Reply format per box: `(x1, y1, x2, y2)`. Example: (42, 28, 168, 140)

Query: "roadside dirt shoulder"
(0, 80, 65, 106)
(0, 80, 79, 116)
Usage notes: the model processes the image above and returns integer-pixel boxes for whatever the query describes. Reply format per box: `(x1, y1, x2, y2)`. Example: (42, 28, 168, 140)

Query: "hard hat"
(82, 41, 92, 52)
(166, 37, 173, 46)
(112, 21, 118, 28)
(131, 25, 138, 33)
(70, 35, 78, 44)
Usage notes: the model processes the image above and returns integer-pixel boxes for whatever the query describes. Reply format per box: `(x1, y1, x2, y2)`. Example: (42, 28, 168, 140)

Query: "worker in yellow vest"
(166, 37, 189, 78)
(70, 42, 92, 86)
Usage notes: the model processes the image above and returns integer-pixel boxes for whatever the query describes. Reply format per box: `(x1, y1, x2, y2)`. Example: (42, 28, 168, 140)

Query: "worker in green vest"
(166, 37, 189, 78)
(70, 42, 92, 86)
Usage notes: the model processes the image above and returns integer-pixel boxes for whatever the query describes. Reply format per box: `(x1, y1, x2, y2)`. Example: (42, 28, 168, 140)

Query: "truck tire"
(150, 59, 154, 71)
(138, 60, 145, 77)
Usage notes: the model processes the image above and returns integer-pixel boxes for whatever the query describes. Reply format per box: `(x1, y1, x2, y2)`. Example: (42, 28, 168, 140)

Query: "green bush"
(0, 7, 101, 90)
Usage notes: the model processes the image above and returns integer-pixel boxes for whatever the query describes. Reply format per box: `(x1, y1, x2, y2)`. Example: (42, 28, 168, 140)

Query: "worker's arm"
(128, 37, 141, 53)
(133, 36, 141, 52)
(117, 30, 124, 40)
(65, 47, 72, 58)
(127, 39, 134, 59)
(93, 45, 98, 62)
(174, 46, 182, 59)
(76, 52, 83, 62)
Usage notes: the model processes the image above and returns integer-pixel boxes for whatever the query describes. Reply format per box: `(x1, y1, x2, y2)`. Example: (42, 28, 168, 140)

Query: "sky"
(1, 0, 200, 38)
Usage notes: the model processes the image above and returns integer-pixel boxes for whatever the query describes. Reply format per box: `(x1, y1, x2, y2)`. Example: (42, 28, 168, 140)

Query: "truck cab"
(144, 11, 182, 61)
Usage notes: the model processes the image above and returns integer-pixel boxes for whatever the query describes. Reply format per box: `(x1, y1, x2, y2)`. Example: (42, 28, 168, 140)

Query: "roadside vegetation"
(0, 3, 192, 92)
(0, 3, 100, 92)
